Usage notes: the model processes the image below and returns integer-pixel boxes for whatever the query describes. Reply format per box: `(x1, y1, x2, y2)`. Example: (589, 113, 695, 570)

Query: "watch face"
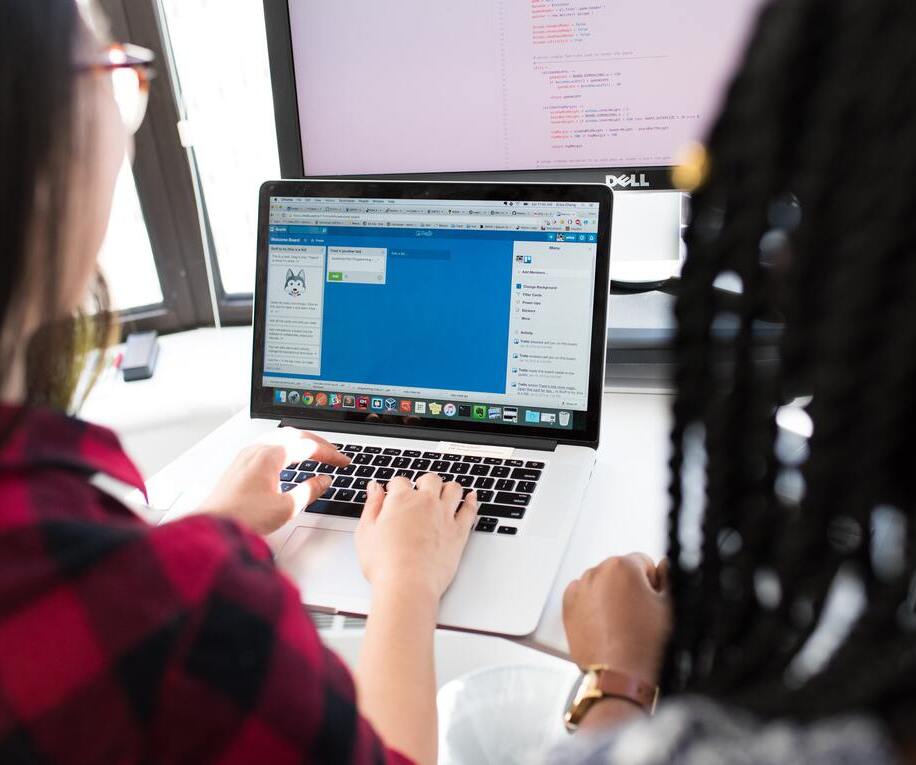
(564, 671, 596, 730)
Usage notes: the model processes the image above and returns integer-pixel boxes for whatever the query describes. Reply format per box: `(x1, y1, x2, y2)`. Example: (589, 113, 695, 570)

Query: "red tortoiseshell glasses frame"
(77, 43, 156, 135)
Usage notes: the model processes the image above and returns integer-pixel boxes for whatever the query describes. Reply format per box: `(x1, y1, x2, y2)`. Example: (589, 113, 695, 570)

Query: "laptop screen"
(253, 182, 610, 443)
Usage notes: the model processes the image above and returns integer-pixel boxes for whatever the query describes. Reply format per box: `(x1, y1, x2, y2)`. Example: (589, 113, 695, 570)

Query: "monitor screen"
(285, 0, 762, 176)
(259, 193, 602, 433)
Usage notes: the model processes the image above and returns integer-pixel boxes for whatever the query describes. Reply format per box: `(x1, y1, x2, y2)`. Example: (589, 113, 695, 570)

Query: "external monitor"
(263, 1, 763, 332)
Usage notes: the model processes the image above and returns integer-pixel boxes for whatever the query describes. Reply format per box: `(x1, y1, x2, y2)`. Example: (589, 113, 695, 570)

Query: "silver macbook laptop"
(181, 179, 611, 637)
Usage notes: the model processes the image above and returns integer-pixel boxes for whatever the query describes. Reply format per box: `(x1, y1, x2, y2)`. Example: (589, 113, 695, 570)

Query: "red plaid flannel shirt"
(0, 406, 412, 764)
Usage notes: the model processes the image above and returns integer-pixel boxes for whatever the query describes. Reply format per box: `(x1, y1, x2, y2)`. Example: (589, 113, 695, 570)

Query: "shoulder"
(544, 697, 896, 765)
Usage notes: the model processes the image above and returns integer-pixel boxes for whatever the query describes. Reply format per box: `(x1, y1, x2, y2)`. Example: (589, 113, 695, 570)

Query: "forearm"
(357, 583, 440, 765)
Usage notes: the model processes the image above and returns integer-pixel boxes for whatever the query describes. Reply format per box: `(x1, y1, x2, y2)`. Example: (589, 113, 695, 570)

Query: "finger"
(440, 480, 463, 513)
(264, 428, 351, 468)
(624, 552, 659, 586)
(386, 476, 413, 497)
(455, 490, 478, 530)
(288, 474, 333, 511)
(360, 481, 385, 524)
(415, 472, 443, 497)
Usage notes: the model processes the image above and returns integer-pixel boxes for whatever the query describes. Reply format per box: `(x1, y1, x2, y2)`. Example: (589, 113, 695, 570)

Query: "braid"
(663, 0, 916, 738)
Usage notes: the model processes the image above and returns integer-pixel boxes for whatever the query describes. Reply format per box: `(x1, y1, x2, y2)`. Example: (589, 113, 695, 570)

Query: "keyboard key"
(439, 473, 453, 482)
(280, 482, 296, 493)
(364, 446, 382, 454)
(395, 469, 415, 480)
(299, 460, 319, 472)
(484, 457, 504, 465)
(372, 455, 392, 467)
(478, 504, 525, 520)
(443, 453, 462, 461)
(477, 490, 494, 503)
(355, 466, 375, 478)
(392, 457, 412, 468)
(495, 492, 531, 507)
(279, 470, 297, 482)
(491, 466, 511, 478)
(495, 479, 515, 491)
(376, 468, 395, 480)
(345, 445, 363, 452)
(383, 448, 402, 456)
(474, 476, 494, 490)
(448, 462, 470, 475)
(516, 481, 537, 494)
(295, 472, 312, 483)
(422, 452, 442, 459)
(337, 464, 356, 476)
(411, 458, 431, 471)
(285, 463, 299, 471)
(332, 443, 344, 449)
(497, 526, 518, 536)
(353, 478, 369, 490)
(404, 450, 422, 458)
(476, 521, 497, 533)
(525, 461, 546, 469)
(480, 516, 499, 524)
(505, 459, 524, 467)
(336, 489, 356, 502)
(431, 460, 450, 472)
(462, 455, 483, 464)
(353, 453, 373, 465)
(510, 468, 542, 481)
(305, 499, 362, 518)
(321, 486, 336, 500)
(341, 452, 355, 461)
(470, 464, 490, 476)
(317, 463, 336, 474)
(333, 476, 353, 489)
(355, 491, 368, 504)
(455, 475, 474, 488)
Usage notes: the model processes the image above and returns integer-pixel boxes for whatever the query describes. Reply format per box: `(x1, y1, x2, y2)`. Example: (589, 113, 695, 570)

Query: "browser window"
(262, 196, 600, 429)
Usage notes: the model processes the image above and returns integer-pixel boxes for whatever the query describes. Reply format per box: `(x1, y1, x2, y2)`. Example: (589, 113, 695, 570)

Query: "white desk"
(142, 390, 671, 655)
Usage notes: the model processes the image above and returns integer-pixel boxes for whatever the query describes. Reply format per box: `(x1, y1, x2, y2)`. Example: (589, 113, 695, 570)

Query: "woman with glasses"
(0, 3, 478, 763)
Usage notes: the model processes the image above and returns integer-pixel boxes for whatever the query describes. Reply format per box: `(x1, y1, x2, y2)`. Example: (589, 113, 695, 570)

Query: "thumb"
(360, 481, 385, 523)
(289, 474, 333, 511)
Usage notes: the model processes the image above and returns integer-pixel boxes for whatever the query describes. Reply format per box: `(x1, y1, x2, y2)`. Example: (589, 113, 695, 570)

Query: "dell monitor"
(264, 0, 761, 188)
(263, 0, 764, 349)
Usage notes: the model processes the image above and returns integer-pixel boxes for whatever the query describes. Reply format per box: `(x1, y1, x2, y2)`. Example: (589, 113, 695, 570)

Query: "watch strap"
(592, 666, 659, 713)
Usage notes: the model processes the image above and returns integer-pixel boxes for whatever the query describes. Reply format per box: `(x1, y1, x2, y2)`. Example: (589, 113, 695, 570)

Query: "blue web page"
(264, 225, 576, 394)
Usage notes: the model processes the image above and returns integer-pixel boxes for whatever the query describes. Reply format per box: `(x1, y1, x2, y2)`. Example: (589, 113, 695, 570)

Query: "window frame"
(100, 0, 238, 333)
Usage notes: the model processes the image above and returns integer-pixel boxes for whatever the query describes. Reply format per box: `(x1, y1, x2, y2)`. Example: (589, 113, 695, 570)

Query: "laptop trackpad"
(276, 525, 371, 612)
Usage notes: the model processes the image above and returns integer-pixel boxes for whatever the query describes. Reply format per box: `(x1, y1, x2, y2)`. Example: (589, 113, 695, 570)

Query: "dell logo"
(606, 173, 651, 189)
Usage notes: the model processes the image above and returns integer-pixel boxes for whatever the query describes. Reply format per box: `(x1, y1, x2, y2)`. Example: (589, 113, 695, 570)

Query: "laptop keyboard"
(279, 443, 545, 534)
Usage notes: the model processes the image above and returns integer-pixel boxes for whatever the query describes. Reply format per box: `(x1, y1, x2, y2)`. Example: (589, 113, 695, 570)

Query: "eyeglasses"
(77, 44, 156, 135)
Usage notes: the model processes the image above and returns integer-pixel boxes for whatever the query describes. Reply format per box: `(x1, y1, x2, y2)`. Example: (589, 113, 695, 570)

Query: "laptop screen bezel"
(250, 179, 612, 448)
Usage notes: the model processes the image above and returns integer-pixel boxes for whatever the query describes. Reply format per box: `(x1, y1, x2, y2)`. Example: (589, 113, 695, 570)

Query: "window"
(98, 159, 163, 310)
(157, 0, 280, 296)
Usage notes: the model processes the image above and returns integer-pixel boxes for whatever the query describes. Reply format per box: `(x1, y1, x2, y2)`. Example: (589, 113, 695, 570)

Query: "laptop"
(177, 179, 611, 637)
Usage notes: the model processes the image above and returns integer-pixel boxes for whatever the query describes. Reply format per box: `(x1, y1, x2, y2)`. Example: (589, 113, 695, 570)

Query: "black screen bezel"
(251, 179, 612, 448)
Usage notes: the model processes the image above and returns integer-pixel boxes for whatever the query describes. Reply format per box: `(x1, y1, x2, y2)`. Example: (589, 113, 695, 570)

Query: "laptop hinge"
(278, 417, 559, 452)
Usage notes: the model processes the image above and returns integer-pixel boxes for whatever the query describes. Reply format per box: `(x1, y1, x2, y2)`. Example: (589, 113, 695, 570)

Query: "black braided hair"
(663, 0, 916, 739)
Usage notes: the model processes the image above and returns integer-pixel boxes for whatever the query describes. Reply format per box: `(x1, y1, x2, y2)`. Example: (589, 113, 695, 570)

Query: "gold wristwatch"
(564, 664, 659, 732)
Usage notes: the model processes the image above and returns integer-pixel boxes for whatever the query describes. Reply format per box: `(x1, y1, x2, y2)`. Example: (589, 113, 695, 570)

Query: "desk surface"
(145, 390, 671, 655)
